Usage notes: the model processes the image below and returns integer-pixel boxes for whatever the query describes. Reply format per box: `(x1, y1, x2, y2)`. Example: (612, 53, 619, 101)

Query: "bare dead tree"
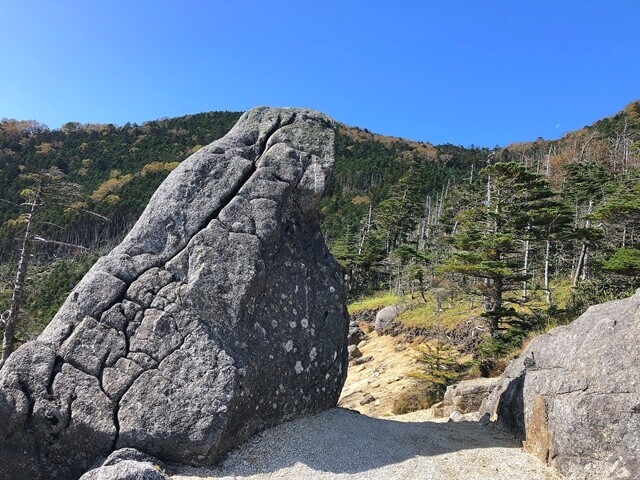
(0, 167, 89, 369)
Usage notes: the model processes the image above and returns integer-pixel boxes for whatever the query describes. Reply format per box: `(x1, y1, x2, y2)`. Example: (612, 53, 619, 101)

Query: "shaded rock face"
(0, 107, 348, 480)
(483, 290, 640, 479)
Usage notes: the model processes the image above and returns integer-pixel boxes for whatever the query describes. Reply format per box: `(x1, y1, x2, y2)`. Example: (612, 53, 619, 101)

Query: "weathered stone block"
(0, 107, 348, 479)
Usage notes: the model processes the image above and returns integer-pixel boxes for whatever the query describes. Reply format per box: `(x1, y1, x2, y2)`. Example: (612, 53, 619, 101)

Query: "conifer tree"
(439, 162, 556, 335)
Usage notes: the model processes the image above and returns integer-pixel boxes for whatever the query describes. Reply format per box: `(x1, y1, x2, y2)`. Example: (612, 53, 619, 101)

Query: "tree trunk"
(0, 186, 40, 369)
(573, 200, 593, 286)
(357, 203, 373, 255)
(490, 276, 503, 335)
(544, 239, 552, 304)
(573, 242, 587, 287)
(522, 224, 531, 301)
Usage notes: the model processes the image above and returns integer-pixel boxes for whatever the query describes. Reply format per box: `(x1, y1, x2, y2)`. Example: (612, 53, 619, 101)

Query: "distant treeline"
(1, 102, 640, 352)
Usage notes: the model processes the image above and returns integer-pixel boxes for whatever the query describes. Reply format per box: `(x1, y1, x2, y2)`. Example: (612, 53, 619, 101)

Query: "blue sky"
(1, 1, 638, 146)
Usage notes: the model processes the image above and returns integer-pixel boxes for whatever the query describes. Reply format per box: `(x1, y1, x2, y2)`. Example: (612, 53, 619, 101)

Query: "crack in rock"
(0, 107, 347, 480)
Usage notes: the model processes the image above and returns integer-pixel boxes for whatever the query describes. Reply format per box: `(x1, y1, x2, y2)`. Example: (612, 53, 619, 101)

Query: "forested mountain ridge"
(0, 110, 483, 341)
(1, 101, 639, 365)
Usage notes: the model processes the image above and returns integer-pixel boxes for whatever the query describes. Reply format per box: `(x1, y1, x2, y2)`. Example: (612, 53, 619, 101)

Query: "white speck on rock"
(254, 322, 266, 336)
(293, 308, 297, 315)
(329, 286, 335, 293)
(289, 321, 297, 329)
(284, 340, 294, 352)
(271, 320, 278, 328)
(295, 361, 304, 374)
(309, 347, 317, 361)
(301, 318, 309, 328)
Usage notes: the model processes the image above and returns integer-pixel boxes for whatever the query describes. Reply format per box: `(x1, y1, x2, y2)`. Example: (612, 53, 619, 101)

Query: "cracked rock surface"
(0, 107, 348, 480)
(483, 289, 640, 479)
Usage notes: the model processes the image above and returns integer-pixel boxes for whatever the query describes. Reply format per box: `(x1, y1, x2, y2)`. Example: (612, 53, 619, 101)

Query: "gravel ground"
(171, 408, 561, 480)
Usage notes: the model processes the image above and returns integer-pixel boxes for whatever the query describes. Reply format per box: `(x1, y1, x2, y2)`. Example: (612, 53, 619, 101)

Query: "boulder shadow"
(170, 408, 527, 478)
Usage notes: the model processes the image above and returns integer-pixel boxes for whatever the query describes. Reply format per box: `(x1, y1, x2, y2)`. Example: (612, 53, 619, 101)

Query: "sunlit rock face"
(483, 290, 640, 479)
(0, 107, 349, 480)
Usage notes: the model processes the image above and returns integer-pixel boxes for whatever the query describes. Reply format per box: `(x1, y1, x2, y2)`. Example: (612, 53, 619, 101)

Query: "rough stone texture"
(347, 344, 362, 360)
(374, 305, 400, 334)
(348, 308, 377, 325)
(80, 449, 168, 480)
(347, 323, 365, 346)
(80, 462, 167, 480)
(432, 377, 500, 418)
(0, 107, 348, 480)
(482, 290, 640, 479)
(523, 395, 553, 465)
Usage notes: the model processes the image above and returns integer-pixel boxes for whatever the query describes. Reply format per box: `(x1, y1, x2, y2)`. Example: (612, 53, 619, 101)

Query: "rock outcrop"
(432, 377, 500, 418)
(483, 290, 640, 479)
(347, 320, 365, 346)
(80, 449, 168, 480)
(0, 107, 348, 480)
(374, 304, 400, 334)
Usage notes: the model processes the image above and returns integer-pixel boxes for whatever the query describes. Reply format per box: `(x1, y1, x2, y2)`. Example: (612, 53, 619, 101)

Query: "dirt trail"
(171, 408, 560, 480)
(338, 331, 424, 416)
(171, 331, 560, 480)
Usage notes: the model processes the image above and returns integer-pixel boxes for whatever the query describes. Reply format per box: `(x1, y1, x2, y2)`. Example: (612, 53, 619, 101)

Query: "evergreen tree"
(439, 162, 556, 335)
(411, 341, 465, 400)
(562, 162, 613, 286)
(375, 171, 423, 252)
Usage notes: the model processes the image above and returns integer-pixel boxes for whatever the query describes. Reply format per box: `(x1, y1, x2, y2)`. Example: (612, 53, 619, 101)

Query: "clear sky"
(1, 1, 638, 147)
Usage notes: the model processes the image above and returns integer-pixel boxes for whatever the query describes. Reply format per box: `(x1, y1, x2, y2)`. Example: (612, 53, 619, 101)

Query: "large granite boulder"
(483, 290, 640, 479)
(0, 107, 348, 480)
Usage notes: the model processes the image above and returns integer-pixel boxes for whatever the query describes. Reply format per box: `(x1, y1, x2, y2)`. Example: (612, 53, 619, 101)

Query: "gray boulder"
(483, 290, 640, 479)
(80, 462, 167, 480)
(374, 304, 400, 334)
(432, 377, 500, 418)
(80, 449, 168, 480)
(0, 107, 348, 480)
(347, 344, 362, 360)
(347, 324, 366, 345)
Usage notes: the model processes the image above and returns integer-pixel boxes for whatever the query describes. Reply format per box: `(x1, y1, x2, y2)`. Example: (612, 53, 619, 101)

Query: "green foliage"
(322, 127, 486, 296)
(23, 254, 100, 336)
(0, 253, 100, 346)
(348, 292, 399, 315)
(439, 162, 560, 333)
(602, 248, 640, 275)
(0, 112, 243, 258)
(411, 341, 467, 398)
(3, 102, 640, 366)
(476, 311, 542, 360)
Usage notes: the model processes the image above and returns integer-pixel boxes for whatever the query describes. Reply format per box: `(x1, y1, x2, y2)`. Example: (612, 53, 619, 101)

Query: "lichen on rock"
(0, 107, 348, 480)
